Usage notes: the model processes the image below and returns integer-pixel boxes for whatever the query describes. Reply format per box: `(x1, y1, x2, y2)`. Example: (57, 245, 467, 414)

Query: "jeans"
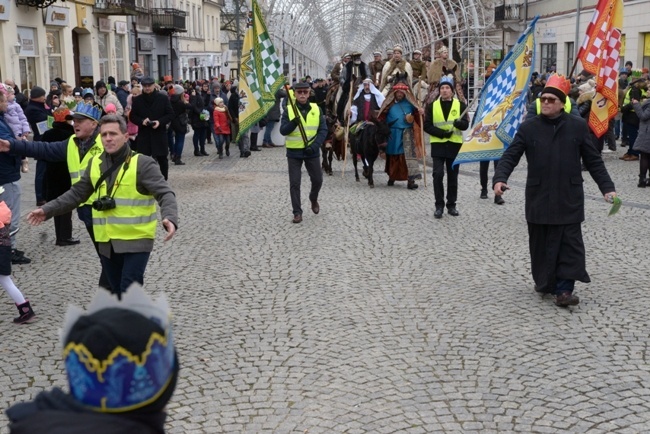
(0, 182, 20, 248)
(193, 127, 207, 152)
(263, 121, 277, 144)
(215, 134, 229, 154)
(169, 129, 186, 159)
(100, 249, 151, 299)
(626, 123, 640, 156)
(288, 156, 323, 216)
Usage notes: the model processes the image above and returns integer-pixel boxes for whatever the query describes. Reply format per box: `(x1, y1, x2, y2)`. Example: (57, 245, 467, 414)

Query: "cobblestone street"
(0, 142, 649, 433)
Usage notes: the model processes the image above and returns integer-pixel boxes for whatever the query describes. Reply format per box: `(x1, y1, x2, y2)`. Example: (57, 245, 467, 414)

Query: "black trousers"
(288, 156, 322, 216)
(480, 159, 499, 191)
(154, 155, 169, 180)
(432, 156, 459, 209)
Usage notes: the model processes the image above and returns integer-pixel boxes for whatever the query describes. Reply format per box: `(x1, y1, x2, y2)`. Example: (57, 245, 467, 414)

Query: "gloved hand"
(453, 119, 464, 129)
(443, 130, 454, 139)
(304, 143, 318, 156)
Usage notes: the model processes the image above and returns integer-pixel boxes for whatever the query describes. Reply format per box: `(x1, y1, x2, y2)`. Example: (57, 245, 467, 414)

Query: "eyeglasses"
(540, 96, 559, 104)
(295, 90, 310, 95)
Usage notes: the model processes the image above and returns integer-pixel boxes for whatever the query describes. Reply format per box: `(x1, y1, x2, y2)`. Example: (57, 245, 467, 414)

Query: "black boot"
(200, 145, 209, 156)
(194, 148, 201, 157)
(14, 301, 35, 324)
(225, 143, 230, 156)
(639, 176, 647, 188)
(480, 188, 488, 199)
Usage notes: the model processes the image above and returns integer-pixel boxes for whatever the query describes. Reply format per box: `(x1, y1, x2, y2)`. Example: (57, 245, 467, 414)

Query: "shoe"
(627, 155, 639, 161)
(12, 248, 23, 256)
(13, 301, 35, 324)
(434, 208, 443, 219)
(36, 200, 46, 206)
(621, 141, 628, 147)
(311, 201, 320, 214)
(170, 153, 176, 161)
(55, 238, 80, 246)
(11, 251, 31, 265)
(534, 284, 554, 295)
(448, 207, 459, 216)
(200, 150, 209, 156)
(292, 214, 302, 224)
(387, 179, 395, 186)
(244, 151, 251, 157)
(218, 154, 223, 159)
(494, 195, 505, 205)
(174, 159, 186, 165)
(250, 146, 261, 151)
(480, 189, 488, 199)
(194, 150, 201, 156)
(269, 142, 279, 147)
(407, 181, 418, 190)
(555, 291, 580, 307)
(262, 143, 271, 148)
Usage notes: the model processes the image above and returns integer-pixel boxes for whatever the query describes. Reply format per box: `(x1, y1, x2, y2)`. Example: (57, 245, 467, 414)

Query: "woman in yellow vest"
(423, 75, 470, 219)
(25, 115, 178, 298)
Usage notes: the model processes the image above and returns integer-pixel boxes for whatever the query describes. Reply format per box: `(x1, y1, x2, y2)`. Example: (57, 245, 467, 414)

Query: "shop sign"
(44, 6, 69, 26)
(139, 38, 154, 51)
(115, 21, 127, 34)
(98, 17, 111, 33)
(17, 27, 37, 56)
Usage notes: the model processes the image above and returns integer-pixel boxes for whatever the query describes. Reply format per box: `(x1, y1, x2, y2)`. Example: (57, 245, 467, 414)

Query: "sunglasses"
(540, 96, 559, 104)
(295, 90, 310, 94)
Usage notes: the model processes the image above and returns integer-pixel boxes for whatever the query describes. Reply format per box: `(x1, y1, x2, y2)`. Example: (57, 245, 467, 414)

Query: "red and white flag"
(577, 0, 624, 138)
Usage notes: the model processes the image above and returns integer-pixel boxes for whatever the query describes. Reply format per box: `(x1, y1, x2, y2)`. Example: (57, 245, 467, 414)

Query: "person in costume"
(493, 73, 616, 307)
(378, 82, 423, 189)
(6, 285, 178, 432)
(426, 46, 465, 103)
(368, 51, 385, 87)
(350, 79, 385, 125)
(379, 45, 414, 96)
(337, 52, 370, 122)
(423, 75, 470, 218)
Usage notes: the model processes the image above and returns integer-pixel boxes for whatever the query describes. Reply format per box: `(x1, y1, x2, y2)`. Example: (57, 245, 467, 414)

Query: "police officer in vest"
(0, 102, 113, 289)
(280, 82, 328, 224)
(25, 115, 178, 298)
(423, 75, 470, 219)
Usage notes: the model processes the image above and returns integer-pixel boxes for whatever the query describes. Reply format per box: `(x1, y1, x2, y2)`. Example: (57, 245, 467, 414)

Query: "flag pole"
(342, 85, 354, 179)
(420, 111, 427, 189)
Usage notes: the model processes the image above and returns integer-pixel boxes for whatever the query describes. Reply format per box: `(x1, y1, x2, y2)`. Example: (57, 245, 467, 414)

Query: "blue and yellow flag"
(236, 0, 285, 140)
(454, 16, 538, 166)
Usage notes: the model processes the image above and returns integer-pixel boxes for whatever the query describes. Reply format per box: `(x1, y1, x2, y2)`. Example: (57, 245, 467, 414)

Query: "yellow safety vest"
(67, 135, 104, 206)
(286, 103, 320, 149)
(89, 153, 157, 243)
(430, 99, 463, 144)
(535, 98, 572, 114)
(623, 88, 647, 111)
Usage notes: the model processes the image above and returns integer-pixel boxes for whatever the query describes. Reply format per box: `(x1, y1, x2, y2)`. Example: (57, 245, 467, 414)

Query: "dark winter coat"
(23, 100, 51, 141)
(0, 114, 21, 185)
(632, 98, 650, 154)
(265, 88, 286, 122)
(169, 94, 190, 133)
(5, 387, 166, 434)
(40, 122, 74, 200)
(188, 92, 209, 130)
(129, 90, 174, 157)
(493, 111, 615, 225)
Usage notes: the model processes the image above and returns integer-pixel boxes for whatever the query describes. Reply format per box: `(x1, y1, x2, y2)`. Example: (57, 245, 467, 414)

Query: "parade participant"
(423, 75, 469, 216)
(350, 79, 384, 124)
(379, 45, 414, 95)
(384, 48, 394, 63)
(368, 51, 385, 87)
(6, 286, 178, 431)
(337, 52, 370, 122)
(25, 115, 178, 297)
(280, 82, 327, 224)
(426, 46, 465, 103)
(410, 50, 427, 81)
(378, 82, 423, 189)
(129, 77, 175, 180)
(331, 54, 350, 84)
(493, 74, 616, 307)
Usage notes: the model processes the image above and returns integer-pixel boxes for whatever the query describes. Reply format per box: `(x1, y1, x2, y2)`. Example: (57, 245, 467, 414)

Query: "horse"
(321, 83, 346, 176)
(349, 120, 391, 188)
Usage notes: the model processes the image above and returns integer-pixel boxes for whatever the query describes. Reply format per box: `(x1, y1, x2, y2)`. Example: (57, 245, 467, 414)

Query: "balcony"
(494, 3, 524, 32)
(94, 0, 146, 15)
(152, 9, 187, 35)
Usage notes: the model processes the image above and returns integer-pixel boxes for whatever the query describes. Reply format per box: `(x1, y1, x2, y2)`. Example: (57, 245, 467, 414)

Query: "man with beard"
(337, 52, 370, 122)
(368, 51, 385, 87)
(330, 53, 350, 85)
(378, 83, 423, 189)
(350, 79, 384, 125)
(427, 46, 465, 103)
(129, 77, 174, 180)
(379, 46, 414, 96)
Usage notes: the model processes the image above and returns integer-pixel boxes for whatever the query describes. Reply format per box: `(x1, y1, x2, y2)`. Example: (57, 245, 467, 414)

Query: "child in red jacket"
(213, 97, 232, 159)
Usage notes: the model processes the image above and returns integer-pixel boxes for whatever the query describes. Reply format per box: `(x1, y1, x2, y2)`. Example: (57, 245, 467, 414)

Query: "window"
(158, 55, 168, 77)
(98, 33, 110, 81)
(46, 29, 62, 83)
(565, 42, 574, 76)
(540, 43, 557, 74)
(115, 34, 125, 80)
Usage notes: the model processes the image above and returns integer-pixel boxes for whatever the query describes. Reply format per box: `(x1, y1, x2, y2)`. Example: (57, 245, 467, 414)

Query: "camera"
(92, 196, 116, 211)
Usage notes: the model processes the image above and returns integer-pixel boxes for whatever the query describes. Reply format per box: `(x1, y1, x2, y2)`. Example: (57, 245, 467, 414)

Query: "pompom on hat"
(61, 285, 178, 413)
(541, 73, 571, 103)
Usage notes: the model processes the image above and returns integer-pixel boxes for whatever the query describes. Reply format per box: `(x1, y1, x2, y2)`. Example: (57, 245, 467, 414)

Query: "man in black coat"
(493, 74, 617, 307)
(129, 77, 174, 180)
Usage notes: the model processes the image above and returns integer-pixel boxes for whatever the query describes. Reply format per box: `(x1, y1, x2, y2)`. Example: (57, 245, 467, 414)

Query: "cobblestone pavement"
(1, 140, 649, 433)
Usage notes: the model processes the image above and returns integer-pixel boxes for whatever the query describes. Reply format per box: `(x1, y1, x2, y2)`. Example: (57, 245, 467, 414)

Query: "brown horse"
(321, 83, 346, 175)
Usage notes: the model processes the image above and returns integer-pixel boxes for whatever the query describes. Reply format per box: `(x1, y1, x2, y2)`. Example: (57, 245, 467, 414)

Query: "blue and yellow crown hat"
(61, 285, 177, 413)
(66, 102, 102, 122)
(439, 74, 455, 91)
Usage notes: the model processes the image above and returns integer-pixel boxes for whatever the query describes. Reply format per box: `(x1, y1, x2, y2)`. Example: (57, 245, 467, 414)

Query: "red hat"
(52, 107, 71, 123)
(392, 83, 409, 91)
(542, 73, 570, 103)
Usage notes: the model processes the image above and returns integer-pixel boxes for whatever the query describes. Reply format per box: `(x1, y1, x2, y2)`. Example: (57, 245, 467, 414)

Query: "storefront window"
(98, 33, 109, 81)
(46, 29, 62, 82)
(115, 34, 125, 80)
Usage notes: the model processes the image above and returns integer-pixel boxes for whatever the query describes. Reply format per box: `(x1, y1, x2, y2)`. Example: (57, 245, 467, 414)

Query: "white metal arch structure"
(261, 0, 489, 72)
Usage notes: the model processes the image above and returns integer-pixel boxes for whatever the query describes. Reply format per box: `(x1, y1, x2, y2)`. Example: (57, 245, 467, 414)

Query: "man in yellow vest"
(25, 115, 178, 298)
(423, 75, 469, 219)
(280, 82, 327, 224)
(0, 102, 113, 289)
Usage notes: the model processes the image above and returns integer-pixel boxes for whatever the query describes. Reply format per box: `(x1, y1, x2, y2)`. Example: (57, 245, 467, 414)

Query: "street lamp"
(14, 41, 22, 55)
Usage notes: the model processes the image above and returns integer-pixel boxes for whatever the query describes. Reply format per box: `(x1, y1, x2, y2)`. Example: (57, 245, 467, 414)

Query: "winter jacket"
(126, 94, 139, 136)
(265, 88, 287, 122)
(189, 92, 208, 130)
(115, 87, 130, 110)
(6, 387, 167, 434)
(3, 100, 30, 138)
(213, 107, 231, 135)
(129, 90, 174, 156)
(23, 100, 51, 141)
(632, 98, 650, 154)
(169, 94, 190, 133)
(96, 90, 124, 116)
(40, 122, 74, 200)
(0, 114, 22, 185)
